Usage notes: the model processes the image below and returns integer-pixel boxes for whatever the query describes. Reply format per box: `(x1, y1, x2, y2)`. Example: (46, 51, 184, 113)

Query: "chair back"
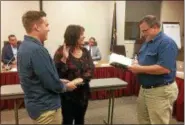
(112, 45, 126, 56)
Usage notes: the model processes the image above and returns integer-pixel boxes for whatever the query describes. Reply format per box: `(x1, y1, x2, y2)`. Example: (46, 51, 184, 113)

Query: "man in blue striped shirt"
(17, 10, 77, 124)
(128, 15, 178, 124)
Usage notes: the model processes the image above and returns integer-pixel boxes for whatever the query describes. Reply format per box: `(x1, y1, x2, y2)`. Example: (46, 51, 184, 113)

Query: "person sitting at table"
(54, 24, 94, 125)
(84, 37, 102, 61)
(1, 34, 21, 65)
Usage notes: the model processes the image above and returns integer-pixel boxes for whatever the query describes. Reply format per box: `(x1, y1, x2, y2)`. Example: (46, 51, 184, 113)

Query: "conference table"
(0, 61, 184, 122)
(90, 78, 128, 124)
(1, 78, 128, 125)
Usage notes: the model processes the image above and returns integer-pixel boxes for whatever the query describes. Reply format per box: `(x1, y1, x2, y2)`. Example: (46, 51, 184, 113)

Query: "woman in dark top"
(53, 24, 94, 125)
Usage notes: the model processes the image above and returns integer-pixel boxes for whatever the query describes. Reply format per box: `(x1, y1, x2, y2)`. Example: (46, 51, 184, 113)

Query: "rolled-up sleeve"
(157, 40, 178, 71)
(31, 48, 66, 93)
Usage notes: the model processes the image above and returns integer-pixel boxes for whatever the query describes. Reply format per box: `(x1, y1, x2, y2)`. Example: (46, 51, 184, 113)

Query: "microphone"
(5, 56, 15, 70)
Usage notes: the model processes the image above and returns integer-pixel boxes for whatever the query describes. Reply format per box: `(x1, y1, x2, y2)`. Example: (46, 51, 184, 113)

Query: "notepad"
(93, 61, 98, 65)
(100, 63, 110, 67)
(10, 68, 17, 72)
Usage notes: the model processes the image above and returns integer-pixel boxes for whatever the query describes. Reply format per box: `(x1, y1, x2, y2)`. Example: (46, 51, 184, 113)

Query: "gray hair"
(139, 15, 161, 28)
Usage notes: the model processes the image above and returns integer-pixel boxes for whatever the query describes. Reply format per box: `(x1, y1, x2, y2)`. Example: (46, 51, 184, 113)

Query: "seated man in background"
(84, 37, 102, 61)
(1, 34, 21, 65)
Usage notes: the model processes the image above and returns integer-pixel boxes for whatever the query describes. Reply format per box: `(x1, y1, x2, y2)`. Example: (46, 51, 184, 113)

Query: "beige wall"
(1, 1, 184, 60)
(43, 1, 126, 60)
(125, 1, 161, 22)
(123, 1, 184, 58)
(123, 1, 161, 58)
(160, 1, 184, 48)
(43, 1, 114, 59)
(1, 1, 39, 50)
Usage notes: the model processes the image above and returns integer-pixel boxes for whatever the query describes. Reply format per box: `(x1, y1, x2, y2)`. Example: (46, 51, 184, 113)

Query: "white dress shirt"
(11, 45, 17, 58)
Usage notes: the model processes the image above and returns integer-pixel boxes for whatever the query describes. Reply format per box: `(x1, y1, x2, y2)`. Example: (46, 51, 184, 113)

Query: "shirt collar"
(10, 44, 17, 49)
(24, 35, 43, 46)
(147, 31, 162, 44)
(150, 31, 163, 43)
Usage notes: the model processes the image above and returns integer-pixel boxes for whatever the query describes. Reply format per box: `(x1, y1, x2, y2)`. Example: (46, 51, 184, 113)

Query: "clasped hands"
(60, 78, 83, 91)
(60, 43, 70, 63)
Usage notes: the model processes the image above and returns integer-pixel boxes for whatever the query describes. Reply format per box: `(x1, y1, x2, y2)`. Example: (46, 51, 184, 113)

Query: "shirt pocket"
(146, 52, 157, 56)
(145, 52, 158, 65)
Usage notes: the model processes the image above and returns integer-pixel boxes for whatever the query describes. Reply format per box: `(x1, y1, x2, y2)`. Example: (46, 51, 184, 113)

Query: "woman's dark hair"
(53, 45, 63, 63)
(54, 25, 85, 63)
(64, 24, 85, 47)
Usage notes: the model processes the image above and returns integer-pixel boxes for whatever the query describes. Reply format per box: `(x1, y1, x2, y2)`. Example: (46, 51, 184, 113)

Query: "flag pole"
(110, 1, 117, 54)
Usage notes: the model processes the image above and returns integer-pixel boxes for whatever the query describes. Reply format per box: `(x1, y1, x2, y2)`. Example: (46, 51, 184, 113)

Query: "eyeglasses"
(141, 28, 150, 33)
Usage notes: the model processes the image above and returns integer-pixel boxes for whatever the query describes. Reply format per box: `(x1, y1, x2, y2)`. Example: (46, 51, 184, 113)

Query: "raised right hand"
(62, 43, 70, 59)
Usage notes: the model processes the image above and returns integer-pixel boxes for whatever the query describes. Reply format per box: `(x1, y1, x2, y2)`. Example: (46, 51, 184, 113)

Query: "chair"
(112, 45, 126, 56)
(3, 41, 9, 46)
(133, 37, 145, 57)
(3, 41, 22, 46)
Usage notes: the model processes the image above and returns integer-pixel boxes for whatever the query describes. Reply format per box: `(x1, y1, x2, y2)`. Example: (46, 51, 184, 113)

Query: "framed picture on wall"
(124, 22, 140, 41)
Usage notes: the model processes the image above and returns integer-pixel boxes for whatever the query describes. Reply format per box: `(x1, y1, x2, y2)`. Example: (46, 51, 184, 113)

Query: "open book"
(109, 53, 132, 68)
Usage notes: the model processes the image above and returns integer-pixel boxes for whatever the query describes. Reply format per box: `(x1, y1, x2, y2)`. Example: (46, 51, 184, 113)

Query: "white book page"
(109, 53, 132, 66)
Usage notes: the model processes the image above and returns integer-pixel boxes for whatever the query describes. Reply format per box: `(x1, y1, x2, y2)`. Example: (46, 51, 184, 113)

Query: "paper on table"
(176, 71, 184, 79)
(100, 63, 110, 67)
(109, 53, 132, 67)
(93, 61, 98, 65)
(10, 67, 17, 72)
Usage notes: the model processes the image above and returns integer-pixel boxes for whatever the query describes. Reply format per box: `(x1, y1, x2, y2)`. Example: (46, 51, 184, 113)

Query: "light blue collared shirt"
(138, 32, 178, 87)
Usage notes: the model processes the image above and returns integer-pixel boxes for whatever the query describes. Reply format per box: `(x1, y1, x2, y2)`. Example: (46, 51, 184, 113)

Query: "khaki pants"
(33, 108, 62, 124)
(137, 81, 178, 124)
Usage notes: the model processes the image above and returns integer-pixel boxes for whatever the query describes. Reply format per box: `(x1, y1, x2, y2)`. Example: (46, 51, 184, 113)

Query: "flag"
(110, 2, 117, 52)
